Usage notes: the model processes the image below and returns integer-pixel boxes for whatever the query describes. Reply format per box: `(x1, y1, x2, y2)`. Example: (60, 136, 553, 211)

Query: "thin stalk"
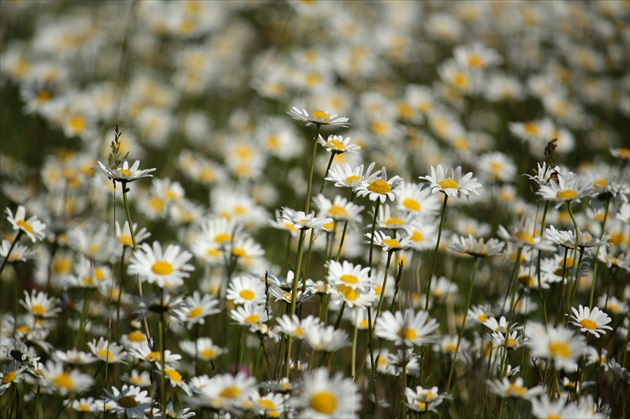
(367, 200, 381, 276)
(304, 124, 322, 214)
(589, 198, 611, 307)
(0, 230, 22, 277)
(320, 151, 336, 194)
(159, 289, 167, 412)
(352, 310, 359, 379)
(425, 195, 449, 311)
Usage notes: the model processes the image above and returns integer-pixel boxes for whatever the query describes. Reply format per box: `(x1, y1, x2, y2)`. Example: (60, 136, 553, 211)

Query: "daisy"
(404, 385, 445, 413)
(526, 324, 587, 372)
(355, 167, 402, 203)
(128, 241, 194, 288)
(182, 291, 220, 328)
(252, 391, 288, 418)
(72, 397, 98, 413)
(226, 275, 267, 305)
(467, 304, 495, 325)
(486, 377, 543, 400)
(317, 134, 361, 154)
(330, 284, 379, 308)
(51, 349, 96, 366)
(190, 371, 257, 412)
(477, 152, 517, 183)
(0, 239, 33, 263)
(67, 223, 119, 263)
(104, 384, 152, 418)
(115, 221, 150, 248)
(128, 342, 182, 366)
(180, 338, 225, 362)
(5, 205, 46, 242)
(569, 305, 613, 338)
(20, 290, 61, 319)
(287, 107, 350, 127)
(395, 181, 441, 216)
(297, 368, 361, 418)
(41, 361, 94, 396)
(325, 162, 380, 190)
(454, 42, 502, 69)
(231, 304, 270, 331)
(0, 361, 27, 396)
(537, 170, 591, 208)
(87, 338, 127, 364)
(280, 207, 333, 231)
(92, 160, 156, 183)
(419, 164, 482, 199)
(156, 363, 192, 396)
(364, 230, 411, 252)
(375, 308, 439, 347)
(304, 324, 350, 353)
(126, 370, 151, 387)
(375, 204, 416, 232)
(530, 394, 592, 419)
(274, 314, 321, 340)
(326, 260, 373, 289)
(449, 234, 505, 258)
(312, 194, 364, 223)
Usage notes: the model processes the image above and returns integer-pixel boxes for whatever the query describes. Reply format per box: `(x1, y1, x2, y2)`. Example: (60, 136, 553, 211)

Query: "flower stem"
(304, 124, 321, 214)
(425, 195, 448, 311)
(0, 230, 22, 277)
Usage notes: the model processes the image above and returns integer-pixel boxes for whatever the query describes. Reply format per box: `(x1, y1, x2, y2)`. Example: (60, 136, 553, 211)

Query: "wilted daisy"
(128, 241, 194, 288)
(93, 160, 156, 183)
(297, 368, 360, 418)
(569, 305, 613, 338)
(287, 107, 350, 127)
(419, 164, 482, 199)
(317, 134, 361, 154)
(5, 205, 46, 242)
(376, 308, 439, 347)
(355, 167, 402, 203)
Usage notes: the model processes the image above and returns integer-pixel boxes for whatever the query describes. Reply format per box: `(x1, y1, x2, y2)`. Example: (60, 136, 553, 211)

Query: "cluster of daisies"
(1, 1, 629, 418)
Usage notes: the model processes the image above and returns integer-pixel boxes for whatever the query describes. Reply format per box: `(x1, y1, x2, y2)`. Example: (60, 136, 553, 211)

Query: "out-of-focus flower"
(449, 234, 504, 258)
(486, 377, 543, 400)
(526, 324, 587, 372)
(296, 368, 360, 418)
(104, 384, 152, 418)
(287, 107, 350, 127)
(6, 205, 46, 242)
(93, 160, 156, 183)
(375, 308, 439, 347)
(419, 165, 481, 199)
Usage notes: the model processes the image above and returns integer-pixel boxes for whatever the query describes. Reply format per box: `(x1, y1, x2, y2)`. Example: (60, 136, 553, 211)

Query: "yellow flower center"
(514, 231, 535, 244)
(547, 415, 562, 419)
(338, 284, 359, 301)
(152, 261, 174, 275)
(445, 343, 457, 352)
(53, 373, 75, 390)
(438, 178, 460, 189)
(118, 168, 132, 176)
(453, 72, 470, 88)
(345, 175, 362, 184)
(258, 399, 276, 410)
(506, 338, 517, 347)
(150, 197, 165, 211)
(312, 110, 331, 121)
(215, 233, 231, 244)
(245, 314, 260, 323)
(119, 236, 133, 246)
(478, 314, 489, 322)
(579, 318, 597, 330)
(403, 198, 421, 211)
(416, 402, 427, 411)
(506, 383, 527, 396)
(98, 349, 114, 361)
(328, 205, 349, 218)
(518, 275, 535, 287)
(398, 327, 417, 341)
(201, 348, 218, 359)
(232, 247, 247, 257)
(118, 396, 138, 408)
(549, 341, 571, 358)
(383, 238, 401, 249)
(524, 122, 539, 135)
(556, 190, 578, 200)
(468, 54, 485, 68)
(339, 274, 359, 284)
(594, 178, 607, 189)
(220, 386, 241, 399)
(326, 139, 346, 151)
(385, 217, 405, 227)
(16, 220, 34, 233)
(37, 90, 52, 102)
(146, 351, 161, 362)
(77, 404, 91, 411)
(2, 371, 17, 384)
(240, 289, 255, 300)
(310, 391, 337, 414)
(128, 331, 145, 342)
(411, 231, 425, 242)
(189, 307, 203, 318)
(165, 368, 182, 383)
(616, 148, 630, 159)
(367, 179, 392, 194)
(31, 304, 47, 316)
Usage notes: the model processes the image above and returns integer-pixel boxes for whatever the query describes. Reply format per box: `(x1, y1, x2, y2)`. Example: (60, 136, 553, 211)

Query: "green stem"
(320, 151, 336, 194)
(0, 229, 22, 277)
(304, 124, 321, 214)
(285, 228, 307, 377)
(537, 201, 550, 327)
(159, 288, 167, 411)
(367, 200, 381, 276)
(589, 198, 611, 307)
(425, 195, 448, 311)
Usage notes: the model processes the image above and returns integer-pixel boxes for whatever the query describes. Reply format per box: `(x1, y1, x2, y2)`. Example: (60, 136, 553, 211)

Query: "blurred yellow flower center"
(549, 341, 571, 358)
(506, 338, 517, 347)
(38, 90, 52, 101)
(383, 238, 401, 248)
(165, 368, 182, 382)
(579, 319, 597, 330)
(398, 327, 417, 340)
(326, 140, 345, 150)
(368, 179, 392, 194)
(518, 275, 535, 287)
(310, 391, 337, 414)
(16, 220, 34, 233)
(312, 110, 330, 121)
(385, 217, 405, 227)
(506, 384, 527, 396)
(524, 122, 539, 135)
(338, 284, 359, 301)
(438, 178, 459, 189)
(118, 168, 132, 176)
(245, 314, 260, 323)
(403, 198, 420, 211)
(220, 386, 241, 398)
(258, 399, 276, 409)
(128, 331, 145, 342)
(411, 231, 425, 242)
(152, 261, 174, 275)
(2, 371, 17, 384)
(556, 190, 578, 200)
(232, 247, 247, 257)
(53, 373, 75, 390)
(201, 348, 217, 359)
(345, 175, 362, 184)
(240, 289, 255, 300)
(189, 307, 203, 318)
(617, 148, 630, 159)
(594, 178, 607, 189)
(98, 349, 114, 361)
(77, 404, 91, 411)
(31, 304, 47, 315)
(416, 402, 427, 411)
(328, 205, 349, 218)
(118, 396, 138, 408)
(340, 274, 359, 284)
(146, 351, 161, 361)
(215, 233, 232, 243)
(468, 54, 485, 68)
(445, 343, 457, 352)
(120, 236, 133, 246)
(515, 231, 534, 244)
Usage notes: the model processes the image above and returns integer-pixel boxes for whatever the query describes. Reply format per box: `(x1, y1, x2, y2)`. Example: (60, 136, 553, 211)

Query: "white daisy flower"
(128, 241, 194, 289)
(364, 230, 411, 252)
(375, 308, 439, 347)
(104, 384, 152, 418)
(304, 323, 350, 353)
(312, 194, 364, 223)
(317, 134, 360, 154)
(226, 275, 267, 305)
(419, 164, 482, 199)
(537, 170, 592, 208)
(287, 107, 350, 127)
(297, 368, 361, 418)
(449, 234, 505, 258)
(325, 162, 381, 190)
(87, 337, 127, 364)
(20, 290, 61, 319)
(486, 377, 543, 400)
(93, 160, 156, 182)
(41, 361, 94, 396)
(180, 338, 225, 362)
(569, 305, 613, 338)
(355, 167, 402, 203)
(526, 324, 588, 372)
(404, 385, 445, 413)
(5, 205, 46, 242)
